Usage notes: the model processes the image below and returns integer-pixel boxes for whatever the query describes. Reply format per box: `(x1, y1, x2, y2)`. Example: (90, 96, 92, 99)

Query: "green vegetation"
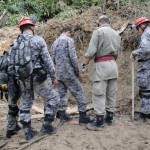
(0, 0, 149, 26)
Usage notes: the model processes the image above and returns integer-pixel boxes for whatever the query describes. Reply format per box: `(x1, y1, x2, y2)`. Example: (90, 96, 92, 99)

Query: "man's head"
(98, 15, 110, 26)
(60, 26, 72, 37)
(17, 16, 36, 33)
(135, 17, 150, 34)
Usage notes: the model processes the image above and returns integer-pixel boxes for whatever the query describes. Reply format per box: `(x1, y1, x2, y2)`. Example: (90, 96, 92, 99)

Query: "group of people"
(1, 15, 150, 141)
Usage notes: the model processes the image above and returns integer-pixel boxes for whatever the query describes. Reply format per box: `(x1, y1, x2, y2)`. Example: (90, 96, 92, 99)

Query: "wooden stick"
(132, 62, 135, 121)
(0, 104, 6, 106)
(1, 104, 93, 120)
(32, 105, 44, 114)
(0, 141, 8, 149)
(17, 135, 48, 150)
(117, 0, 120, 11)
(118, 22, 129, 35)
(66, 103, 93, 115)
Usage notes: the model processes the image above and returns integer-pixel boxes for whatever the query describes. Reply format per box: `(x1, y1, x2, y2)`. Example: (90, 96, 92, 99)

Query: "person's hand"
(81, 63, 88, 73)
(130, 53, 136, 62)
(52, 79, 58, 89)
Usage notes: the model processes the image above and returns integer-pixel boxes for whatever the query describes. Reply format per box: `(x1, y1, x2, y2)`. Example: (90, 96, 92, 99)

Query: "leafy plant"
(0, 0, 150, 27)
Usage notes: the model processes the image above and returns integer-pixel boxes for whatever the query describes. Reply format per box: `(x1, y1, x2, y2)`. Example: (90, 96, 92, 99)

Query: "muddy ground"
(0, 2, 150, 150)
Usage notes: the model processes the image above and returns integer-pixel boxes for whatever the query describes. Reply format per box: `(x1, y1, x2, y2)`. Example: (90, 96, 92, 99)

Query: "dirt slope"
(0, 2, 150, 150)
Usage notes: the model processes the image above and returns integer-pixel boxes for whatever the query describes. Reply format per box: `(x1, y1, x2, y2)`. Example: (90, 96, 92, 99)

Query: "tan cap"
(99, 15, 110, 20)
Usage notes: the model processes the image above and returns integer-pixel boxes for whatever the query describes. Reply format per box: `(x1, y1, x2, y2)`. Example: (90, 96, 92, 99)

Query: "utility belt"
(94, 55, 115, 63)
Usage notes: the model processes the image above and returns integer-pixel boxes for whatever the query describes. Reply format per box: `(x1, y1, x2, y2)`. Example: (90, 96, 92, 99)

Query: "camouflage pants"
(6, 79, 20, 131)
(19, 76, 60, 127)
(57, 78, 87, 112)
(137, 69, 150, 114)
(140, 90, 150, 114)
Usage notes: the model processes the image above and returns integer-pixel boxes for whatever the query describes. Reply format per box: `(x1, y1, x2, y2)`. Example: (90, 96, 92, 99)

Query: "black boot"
(147, 114, 150, 119)
(40, 115, 57, 134)
(79, 111, 94, 124)
(58, 110, 73, 122)
(24, 126, 37, 141)
(6, 114, 22, 138)
(86, 115, 104, 131)
(22, 121, 37, 141)
(40, 123, 57, 135)
(105, 111, 114, 125)
(6, 106, 21, 138)
(6, 123, 21, 138)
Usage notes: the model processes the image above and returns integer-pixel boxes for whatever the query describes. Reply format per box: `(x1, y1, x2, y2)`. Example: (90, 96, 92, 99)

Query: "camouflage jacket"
(132, 27, 150, 73)
(132, 27, 150, 89)
(51, 34, 79, 80)
(20, 32, 56, 80)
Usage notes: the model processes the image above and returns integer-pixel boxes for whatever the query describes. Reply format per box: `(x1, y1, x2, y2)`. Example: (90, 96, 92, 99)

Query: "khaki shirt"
(85, 24, 121, 81)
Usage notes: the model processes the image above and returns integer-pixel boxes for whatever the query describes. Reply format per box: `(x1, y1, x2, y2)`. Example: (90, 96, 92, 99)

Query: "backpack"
(7, 34, 34, 80)
(0, 52, 9, 85)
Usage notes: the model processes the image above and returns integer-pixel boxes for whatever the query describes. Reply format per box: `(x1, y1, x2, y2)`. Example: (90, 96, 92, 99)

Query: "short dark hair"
(137, 21, 150, 30)
(20, 24, 34, 33)
(142, 21, 150, 27)
(99, 15, 110, 24)
(60, 26, 72, 34)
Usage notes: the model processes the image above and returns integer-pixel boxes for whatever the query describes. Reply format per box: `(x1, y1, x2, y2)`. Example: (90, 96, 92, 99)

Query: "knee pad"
(8, 105, 19, 117)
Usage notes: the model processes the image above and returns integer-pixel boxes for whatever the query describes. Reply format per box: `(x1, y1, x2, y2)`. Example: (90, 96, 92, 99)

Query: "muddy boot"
(6, 123, 22, 138)
(40, 115, 57, 134)
(134, 112, 147, 122)
(79, 111, 94, 125)
(86, 115, 104, 131)
(6, 106, 20, 138)
(40, 123, 57, 135)
(6, 115, 21, 138)
(24, 126, 37, 141)
(58, 110, 73, 122)
(105, 111, 114, 125)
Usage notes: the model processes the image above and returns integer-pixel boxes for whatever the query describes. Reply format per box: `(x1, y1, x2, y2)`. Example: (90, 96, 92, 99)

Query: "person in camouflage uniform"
(6, 78, 21, 138)
(51, 26, 93, 124)
(130, 17, 150, 121)
(6, 17, 60, 141)
(0, 51, 21, 138)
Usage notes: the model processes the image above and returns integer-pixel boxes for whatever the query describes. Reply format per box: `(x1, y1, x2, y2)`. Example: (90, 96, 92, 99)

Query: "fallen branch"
(0, 141, 8, 149)
(66, 103, 93, 115)
(17, 135, 48, 150)
(0, 104, 6, 106)
(118, 22, 129, 35)
(1, 104, 93, 120)
(32, 105, 44, 114)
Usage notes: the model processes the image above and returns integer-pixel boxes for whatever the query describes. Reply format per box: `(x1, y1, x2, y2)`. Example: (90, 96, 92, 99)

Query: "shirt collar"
(99, 24, 111, 28)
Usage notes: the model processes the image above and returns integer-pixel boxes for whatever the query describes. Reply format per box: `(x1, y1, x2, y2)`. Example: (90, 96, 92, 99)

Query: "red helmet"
(17, 17, 35, 28)
(135, 17, 150, 28)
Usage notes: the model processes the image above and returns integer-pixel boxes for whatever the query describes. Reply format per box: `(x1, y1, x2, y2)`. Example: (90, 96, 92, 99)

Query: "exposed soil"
(0, 2, 150, 150)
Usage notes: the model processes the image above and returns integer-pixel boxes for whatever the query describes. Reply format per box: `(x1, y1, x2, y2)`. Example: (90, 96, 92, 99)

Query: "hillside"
(0, 2, 150, 150)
